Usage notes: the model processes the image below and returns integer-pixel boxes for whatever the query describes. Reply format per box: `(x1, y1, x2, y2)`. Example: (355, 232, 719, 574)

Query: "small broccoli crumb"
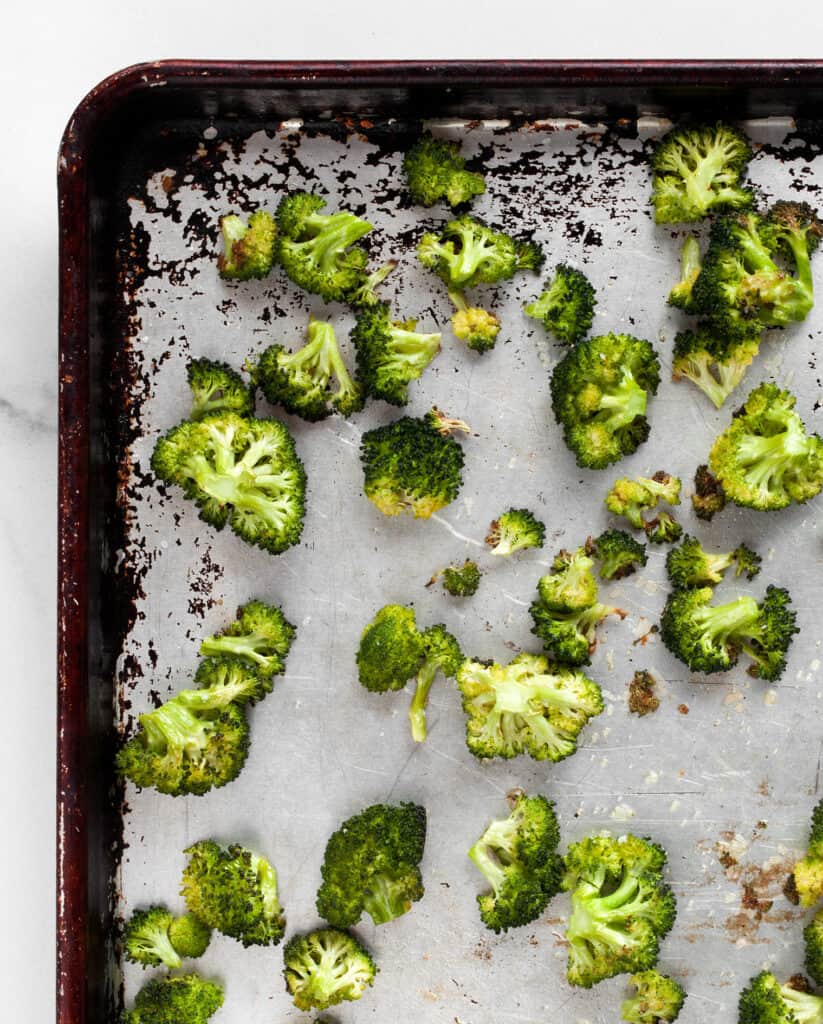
(628, 671, 660, 717)
(692, 464, 726, 521)
(440, 560, 482, 597)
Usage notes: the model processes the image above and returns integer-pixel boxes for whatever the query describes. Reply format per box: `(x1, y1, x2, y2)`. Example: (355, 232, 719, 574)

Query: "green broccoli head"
(792, 799, 823, 909)
(199, 599, 295, 688)
(181, 840, 285, 947)
(316, 802, 427, 926)
(402, 134, 486, 208)
(409, 624, 463, 742)
(550, 334, 661, 470)
(151, 411, 306, 555)
(738, 971, 823, 1024)
(468, 791, 563, 932)
(660, 584, 797, 681)
(348, 260, 397, 307)
(668, 236, 703, 312)
(643, 512, 683, 545)
(692, 464, 726, 521)
(672, 325, 760, 410)
(217, 210, 276, 280)
(485, 508, 546, 556)
(441, 559, 482, 597)
(275, 191, 372, 302)
(457, 652, 604, 761)
(124, 974, 224, 1024)
(450, 299, 501, 352)
(562, 834, 676, 988)
(538, 547, 598, 612)
(283, 928, 376, 1011)
(187, 359, 253, 420)
(606, 472, 681, 529)
(666, 535, 760, 589)
(650, 123, 753, 224)
(525, 263, 597, 344)
(167, 914, 212, 960)
(622, 970, 686, 1023)
(123, 906, 182, 969)
(806, 911, 823, 986)
(530, 597, 624, 666)
(255, 319, 364, 421)
(709, 382, 823, 511)
(417, 214, 543, 290)
(360, 411, 466, 518)
(356, 604, 424, 693)
(587, 530, 648, 581)
(352, 301, 441, 405)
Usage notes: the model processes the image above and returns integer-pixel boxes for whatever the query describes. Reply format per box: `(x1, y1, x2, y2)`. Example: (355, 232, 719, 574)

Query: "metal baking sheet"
(112, 113, 823, 1023)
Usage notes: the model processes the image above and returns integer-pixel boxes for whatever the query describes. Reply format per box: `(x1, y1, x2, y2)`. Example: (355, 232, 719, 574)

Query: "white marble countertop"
(4, 3, 822, 1017)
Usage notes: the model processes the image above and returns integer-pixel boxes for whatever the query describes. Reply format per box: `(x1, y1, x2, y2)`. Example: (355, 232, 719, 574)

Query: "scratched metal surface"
(116, 117, 823, 1023)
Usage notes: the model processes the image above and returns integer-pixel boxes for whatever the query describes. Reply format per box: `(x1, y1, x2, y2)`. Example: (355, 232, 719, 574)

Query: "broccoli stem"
(693, 595, 760, 646)
(735, 424, 808, 490)
(200, 633, 268, 665)
(130, 922, 181, 969)
(140, 701, 210, 754)
(409, 660, 439, 742)
(302, 213, 371, 271)
(467, 841, 507, 894)
(362, 874, 411, 925)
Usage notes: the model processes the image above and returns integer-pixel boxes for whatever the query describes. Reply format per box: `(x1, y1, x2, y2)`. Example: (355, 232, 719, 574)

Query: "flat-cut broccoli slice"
(123, 973, 223, 1024)
(151, 411, 306, 555)
(709, 382, 823, 511)
(181, 840, 285, 947)
(622, 970, 686, 1022)
(485, 508, 546, 556)
(792, 799, 823, 909)
(692, 464, 726, 521)
(587, 530, 648, 581)
(409, 625, 463, 742)
(283, 928, 376, 1011)
(275, 191, 372, 302)
(738, 971, 823, 1024)
(562, 834, 676, 987)
(468, 791, 563, 933)
(123, 906, 183, 969)
(660, 584, 798, 680)
(525, 263, 597, 344)
(449, 290, 501, 352)
(199, 599, 295, 685)
(403, 134, 486, 208)
(650, 123, 753, 224)
(218, 210, 276, 280)
(550, 334, 661, 469)
(187, 359, 253, 420)
(627, 671, 660, 717)
(359, 410, 467, 518)
(255, 319, 363, 421)
(644, 512, 683, 545)
(316, 802, 426, 926)
(167, 914, 212, 960)
(440, 559, 482, 597)
(356, 604, 425, 693)
(672, 325, 760, 409)
(457, 652, 604, 761)
(806, 911, 823, 985)
(348, 260, 397, 307)
(606, 472, 681, 529)
(352, 301, 441, 405)
(417, 214, 543, 289)
(538, 547, 599, 612)
(668, 236, 703, 312)
(666, 535, 760, 588)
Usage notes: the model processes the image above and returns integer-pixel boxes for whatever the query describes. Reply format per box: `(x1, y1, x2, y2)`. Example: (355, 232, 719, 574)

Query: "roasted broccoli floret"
(409, 625, 463, 742)
(606, 472, 681, 529)
(525, 263, 597, 344)
(666, 535, 760, 588)
(709, 382, 823, 511)
(283, 928, 376, 1011)
(457, 652, 604, 761)
(348, 260, 397, 307)
(538, 547, 599, 612)
(275, 191, 372, 302)
(123, 907, 185, 969)
(485, 508, 546, 556)
(643, 512, 683, 545)
(668, 236, 703, 312)
(551, 334, 661, 469)
(693, 204, 821, 336)
(356, 604, 424, 692)
(151, 411, 306, 555)
(417, 214, 543, 289)
(449, 290, 501, 352)
(359, 410, 467, 518)
(792, 799, 823, 909)
(316, 802, 426, 926)
(403, 134, 486, 208)
(181, 840, 285, 947)
(123, 974, 223, 1024)
(352, 301, 441, 405)
(468, 791, 563, 933)
(692, 464, 726, 521)
(218, 210, 276, 281)
(622, 970, 686, 1023)
(738, 971, 823, 1024)
(672, 325, 760, 409)
(187, 359, 253, 420)
(587, 530, 648, 581)
(199, 599, 295, 688)
(562, 834, 676, 988)
(806, 911, 823, 985)
(660, 584, 797, 680)
(440, 559, 482, 597)
(255, 319, 363, 420)
(650, 123, 753, 224)
(628, 671, 660, 717)
(167, 914, 212, 960)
